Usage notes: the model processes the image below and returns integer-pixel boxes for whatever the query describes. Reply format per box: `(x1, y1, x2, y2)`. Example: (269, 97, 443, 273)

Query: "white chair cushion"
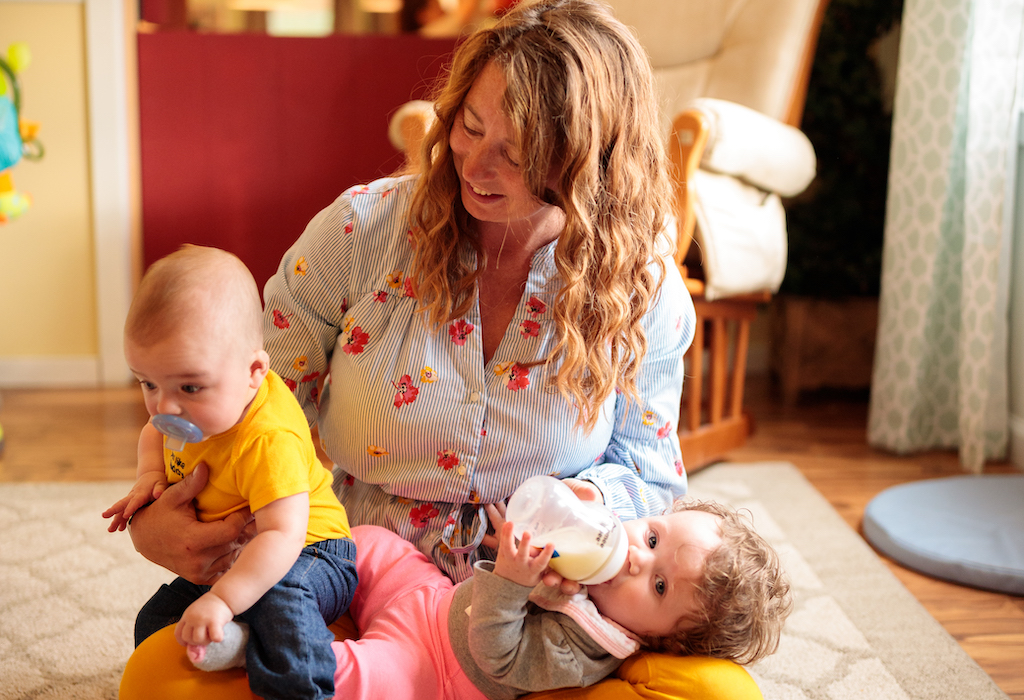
(688, 98, 816, 197)
(691, 170, 788, 300)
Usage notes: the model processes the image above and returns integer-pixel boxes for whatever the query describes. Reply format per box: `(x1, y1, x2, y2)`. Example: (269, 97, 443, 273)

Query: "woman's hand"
(561, 478, 603, 503)
(481, 480, 595, 596)
(128, 462, 256, 585)
(481, 502, 507, 551)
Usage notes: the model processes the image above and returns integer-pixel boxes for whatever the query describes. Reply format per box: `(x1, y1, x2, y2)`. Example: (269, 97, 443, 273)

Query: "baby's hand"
(175, 592, 235, 648)
(493, 521, 554, 588)
(102, 472, 168, 532)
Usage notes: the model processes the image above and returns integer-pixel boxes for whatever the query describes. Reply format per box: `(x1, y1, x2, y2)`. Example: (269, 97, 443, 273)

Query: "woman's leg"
(134, 577, 209, 646)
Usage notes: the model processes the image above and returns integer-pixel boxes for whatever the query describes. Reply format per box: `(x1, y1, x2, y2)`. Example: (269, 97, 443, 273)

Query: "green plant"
(781, 0, 904, 297)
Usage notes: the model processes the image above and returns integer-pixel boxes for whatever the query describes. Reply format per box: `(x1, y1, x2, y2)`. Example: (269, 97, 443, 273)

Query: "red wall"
(138, 32, 456, 291)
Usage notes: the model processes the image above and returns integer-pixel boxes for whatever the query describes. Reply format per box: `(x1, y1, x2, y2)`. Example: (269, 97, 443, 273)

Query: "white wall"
(0, 0, 134, 388)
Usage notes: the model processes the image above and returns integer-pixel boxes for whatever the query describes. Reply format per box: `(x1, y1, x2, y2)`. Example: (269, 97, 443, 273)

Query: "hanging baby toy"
(0, 42, 44, 224)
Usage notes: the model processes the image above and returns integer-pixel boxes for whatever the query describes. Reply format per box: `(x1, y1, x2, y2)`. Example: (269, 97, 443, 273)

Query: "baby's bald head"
(125, 245, 263, 355)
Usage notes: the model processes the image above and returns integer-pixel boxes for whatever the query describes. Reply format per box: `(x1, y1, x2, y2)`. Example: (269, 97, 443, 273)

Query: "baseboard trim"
(0, 356, 101, 388)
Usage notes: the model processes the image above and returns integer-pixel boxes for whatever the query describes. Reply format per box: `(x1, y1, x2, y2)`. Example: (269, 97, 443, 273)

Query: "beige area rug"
(687, 463, 1007, 700)
(0, 463, 1009, 699)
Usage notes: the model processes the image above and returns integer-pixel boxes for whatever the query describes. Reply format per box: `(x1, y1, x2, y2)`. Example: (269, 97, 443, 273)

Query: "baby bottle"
(505, 475, 628, 585)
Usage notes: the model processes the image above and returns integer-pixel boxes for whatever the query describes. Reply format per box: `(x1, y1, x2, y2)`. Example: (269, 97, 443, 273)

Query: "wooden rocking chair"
(607, 0, 829, 471)
(388, 0, 828, 472)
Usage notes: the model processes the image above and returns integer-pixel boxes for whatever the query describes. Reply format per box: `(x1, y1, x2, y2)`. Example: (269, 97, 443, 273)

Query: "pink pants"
(334, 525, 488, 700)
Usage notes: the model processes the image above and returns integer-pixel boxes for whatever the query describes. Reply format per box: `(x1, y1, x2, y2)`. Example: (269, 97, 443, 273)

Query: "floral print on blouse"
(263, 176, 696, 582)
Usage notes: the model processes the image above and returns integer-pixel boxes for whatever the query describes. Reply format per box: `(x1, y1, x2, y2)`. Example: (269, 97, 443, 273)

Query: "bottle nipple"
(151, 414, 203, 451)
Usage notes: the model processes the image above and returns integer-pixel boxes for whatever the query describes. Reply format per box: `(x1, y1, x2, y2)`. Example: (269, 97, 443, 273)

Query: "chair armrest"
(667, 108, 713, 273)
(682, 97, 816, 197)
(387, 99, 436, 173)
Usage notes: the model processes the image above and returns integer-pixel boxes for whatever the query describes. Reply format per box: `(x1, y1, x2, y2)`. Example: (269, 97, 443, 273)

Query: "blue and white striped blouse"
(264, 176, 696, 582)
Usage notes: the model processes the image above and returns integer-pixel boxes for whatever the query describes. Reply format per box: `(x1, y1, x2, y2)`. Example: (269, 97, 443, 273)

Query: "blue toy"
(0, 42, 44, 224)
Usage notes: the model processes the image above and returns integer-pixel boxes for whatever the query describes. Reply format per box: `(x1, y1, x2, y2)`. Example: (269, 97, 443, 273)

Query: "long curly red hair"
(410, 0, 672, 432)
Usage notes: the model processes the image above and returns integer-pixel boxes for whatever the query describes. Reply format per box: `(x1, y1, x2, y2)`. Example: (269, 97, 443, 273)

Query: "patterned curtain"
(868, 0, 1024, 472)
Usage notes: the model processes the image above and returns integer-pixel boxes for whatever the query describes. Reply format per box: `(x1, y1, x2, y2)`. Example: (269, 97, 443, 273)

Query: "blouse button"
(469, 391, 481, 402)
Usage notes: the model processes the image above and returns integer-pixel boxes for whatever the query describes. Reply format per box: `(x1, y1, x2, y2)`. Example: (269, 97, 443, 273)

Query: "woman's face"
(449, 61, 560, 230)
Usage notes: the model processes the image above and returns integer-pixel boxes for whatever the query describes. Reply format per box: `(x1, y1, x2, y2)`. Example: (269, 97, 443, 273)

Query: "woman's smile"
(449, 61, 561, 231)
(465, 181, 502, 204)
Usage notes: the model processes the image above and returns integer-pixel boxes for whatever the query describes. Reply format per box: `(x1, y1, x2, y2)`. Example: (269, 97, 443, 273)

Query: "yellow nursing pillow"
(121, 617, 763, 700)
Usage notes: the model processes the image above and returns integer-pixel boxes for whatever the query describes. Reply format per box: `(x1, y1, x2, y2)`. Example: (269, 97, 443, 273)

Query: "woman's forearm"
(128, 463, 253, 585)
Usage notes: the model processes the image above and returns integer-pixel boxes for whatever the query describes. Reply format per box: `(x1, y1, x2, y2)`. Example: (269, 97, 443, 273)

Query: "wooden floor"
(0, 378, 1021, 697)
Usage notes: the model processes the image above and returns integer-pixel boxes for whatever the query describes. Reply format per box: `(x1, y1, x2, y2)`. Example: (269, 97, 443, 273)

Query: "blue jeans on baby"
(135, 537, 357, 700)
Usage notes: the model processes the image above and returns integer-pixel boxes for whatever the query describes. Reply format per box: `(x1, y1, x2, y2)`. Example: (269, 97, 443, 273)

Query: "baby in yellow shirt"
(104, 245, 356, 700)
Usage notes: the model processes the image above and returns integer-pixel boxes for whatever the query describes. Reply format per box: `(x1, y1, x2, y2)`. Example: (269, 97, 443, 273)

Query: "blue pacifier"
(151, 414, 204, 451)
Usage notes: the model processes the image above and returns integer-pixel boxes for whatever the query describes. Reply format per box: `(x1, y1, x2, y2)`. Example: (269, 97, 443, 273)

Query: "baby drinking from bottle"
(328, 477, 792, 700)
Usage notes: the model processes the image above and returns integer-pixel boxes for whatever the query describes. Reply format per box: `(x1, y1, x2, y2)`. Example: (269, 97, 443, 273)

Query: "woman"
(124, 0, 695, 689)
(259, 0, 694, 584)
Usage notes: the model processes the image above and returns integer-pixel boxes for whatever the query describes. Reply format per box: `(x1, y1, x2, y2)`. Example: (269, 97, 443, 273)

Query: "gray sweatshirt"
(447, 561, 627, 700)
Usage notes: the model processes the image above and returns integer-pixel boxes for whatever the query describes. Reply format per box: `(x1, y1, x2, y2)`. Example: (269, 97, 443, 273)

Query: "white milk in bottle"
(505, 475, 627, 585)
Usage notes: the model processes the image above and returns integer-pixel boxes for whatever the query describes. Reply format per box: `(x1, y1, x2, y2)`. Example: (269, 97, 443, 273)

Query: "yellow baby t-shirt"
(163, 370, 350, 544)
